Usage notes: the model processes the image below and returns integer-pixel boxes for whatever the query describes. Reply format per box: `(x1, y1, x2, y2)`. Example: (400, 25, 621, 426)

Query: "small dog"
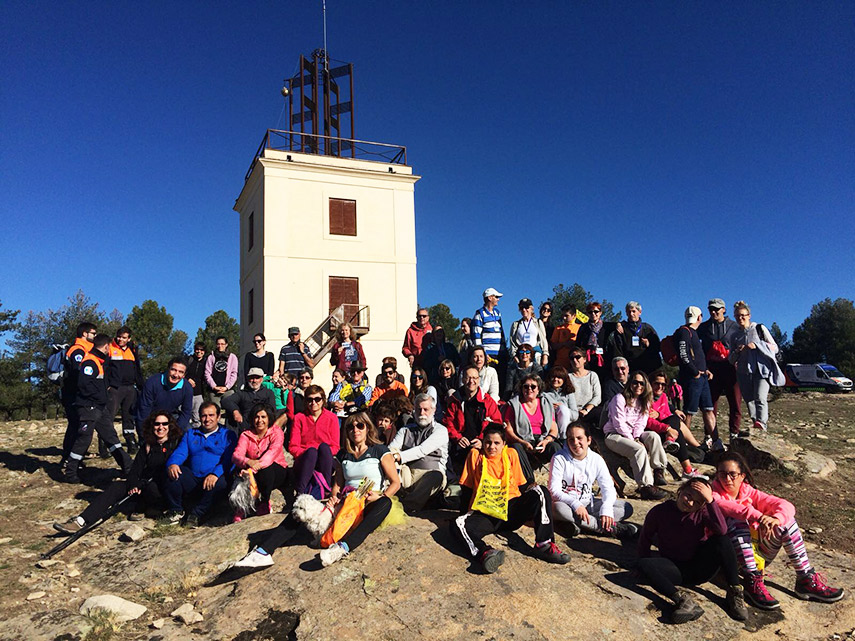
(229, 472, 259, 516)
(292, 494, 339, 545)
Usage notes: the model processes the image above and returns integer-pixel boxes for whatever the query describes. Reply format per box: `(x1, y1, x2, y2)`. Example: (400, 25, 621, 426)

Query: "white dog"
(291, 494, 339, 545)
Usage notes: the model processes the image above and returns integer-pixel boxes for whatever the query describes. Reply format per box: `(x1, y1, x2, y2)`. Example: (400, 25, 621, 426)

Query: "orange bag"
(320, 479, 374, 548)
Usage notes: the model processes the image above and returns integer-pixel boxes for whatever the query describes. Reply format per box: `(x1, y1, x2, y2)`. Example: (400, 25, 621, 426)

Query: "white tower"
(233, 51, 421, 384)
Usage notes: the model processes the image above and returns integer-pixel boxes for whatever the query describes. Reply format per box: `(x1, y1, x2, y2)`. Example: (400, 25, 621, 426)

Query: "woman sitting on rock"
(503, 343, 543, 401)
(637, 477, 748, 624)
(542, 366, 579, 439)
(646, 371, 702, 480)
(53, 411, 182, 534)
(231, 404, 288, 522)
(502, 374, 561, 485)
(712, 451, 844, 610)
(454, 423, 570, 573)
(289, 385, 340, 495)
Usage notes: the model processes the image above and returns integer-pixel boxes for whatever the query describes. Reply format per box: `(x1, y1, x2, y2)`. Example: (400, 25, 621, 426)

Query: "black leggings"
(79, 479, 164, 523)
(659, 415, 689, 463)
(637, 535, 741, 598)
(254, 463, 288, 502)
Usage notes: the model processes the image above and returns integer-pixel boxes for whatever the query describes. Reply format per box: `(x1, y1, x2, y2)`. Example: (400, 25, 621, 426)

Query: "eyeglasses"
(718, 470, 743, 480)
(153, 421, 170, 427)
(384, 370, 396, 376)
(412, 374, 424, 379)
(631, 380, 646, 387)
(521, 384, 538, 390)
(299, 375, 312, 380)
(571, 355, 584, 360)
(736, 313, 750, 318)
(417, 314, 429, 318)
(440, 366, 452, 371)
(253, 339, 264, 344)
(652, 381, 667, 387)
(590, 309, 602, 314)
(306, 396, 323, 404)
(348, 422, 366, 431)
(465, 376, 480, 382)
(518, 350, 531, 355)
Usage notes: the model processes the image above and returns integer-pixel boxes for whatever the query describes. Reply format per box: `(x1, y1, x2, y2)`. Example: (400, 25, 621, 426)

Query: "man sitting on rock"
(164, 402, 237, 527)
(389, 393, 449, 514)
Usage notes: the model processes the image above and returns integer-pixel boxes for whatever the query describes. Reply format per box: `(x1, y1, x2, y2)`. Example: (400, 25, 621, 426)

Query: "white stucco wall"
(234, 148, 421, 391)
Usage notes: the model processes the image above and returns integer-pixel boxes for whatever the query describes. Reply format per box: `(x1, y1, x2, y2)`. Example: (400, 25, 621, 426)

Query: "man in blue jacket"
(164, 401, 236, 527)
(136, 357, 193, 434)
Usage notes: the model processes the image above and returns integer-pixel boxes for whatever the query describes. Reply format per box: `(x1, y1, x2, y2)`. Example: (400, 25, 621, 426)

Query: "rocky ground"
(0, 392, 853, 641)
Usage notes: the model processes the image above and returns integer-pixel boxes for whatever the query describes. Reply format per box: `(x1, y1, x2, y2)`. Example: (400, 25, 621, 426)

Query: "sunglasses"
(417, 314, 429, 318)
(153, 421, 170, 427)
(348, 422, 367, 431)
(306, 396, 323, 403)
(571, 355, 584, 360)
(631, 380, 646, 387)
(412, 374, 424, 379)
(652, 381, 667, 387)
(518, 350, 531, 355)
(522, 384, 539, 390)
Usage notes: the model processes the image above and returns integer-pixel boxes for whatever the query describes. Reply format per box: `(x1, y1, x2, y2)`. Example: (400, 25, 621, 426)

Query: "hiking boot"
(128, 512, 145, 522)
(671, 589, 704, 623)
(320, 542, 349, 567)
(745, 572, 780, 609)
(653, 469, 668, 487)
(794, 571, 844, 603)
(480, 547, 505, 574)
(233, 547, 274, 569)
(183, 513, 200, 529)
(664, 438, 680, 454)
(161, 510, 184, 525)
(62, 461, 82, 485)
(726, 584, 748, 621)
(639, 485, 668, 501)
(98, 438, 110, 459)
(533, 541, 570, 565)
(53, 517, 85, 535)
(610, 522, 639, 540)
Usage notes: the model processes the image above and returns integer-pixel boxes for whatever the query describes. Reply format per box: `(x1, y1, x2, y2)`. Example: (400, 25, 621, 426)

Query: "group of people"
(49, 290, 840, 624)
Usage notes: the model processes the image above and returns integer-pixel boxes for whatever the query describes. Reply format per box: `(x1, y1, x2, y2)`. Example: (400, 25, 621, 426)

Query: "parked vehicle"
(784, 363, 853, 393)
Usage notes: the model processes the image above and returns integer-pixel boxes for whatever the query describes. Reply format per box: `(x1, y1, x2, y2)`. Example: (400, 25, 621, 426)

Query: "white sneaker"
(233, 548, 274, 569)
(320, 543, 348, 567)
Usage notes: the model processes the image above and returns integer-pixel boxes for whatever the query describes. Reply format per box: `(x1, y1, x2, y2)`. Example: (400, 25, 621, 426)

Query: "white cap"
(685, 306, 703, 324)
(247, 367, 265, 378)
(483, 287, 503, 298)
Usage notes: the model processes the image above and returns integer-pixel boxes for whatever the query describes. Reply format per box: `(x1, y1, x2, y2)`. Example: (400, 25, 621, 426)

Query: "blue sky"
(2, 2, 853, 345)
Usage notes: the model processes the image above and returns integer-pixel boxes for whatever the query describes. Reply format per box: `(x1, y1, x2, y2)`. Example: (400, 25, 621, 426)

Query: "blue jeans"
(164, 466, 229, 518)
(681, 374, 714, 415)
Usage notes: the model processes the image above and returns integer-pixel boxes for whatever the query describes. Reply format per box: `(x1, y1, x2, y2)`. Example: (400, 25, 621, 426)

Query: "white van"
(784, 363, 853, 392)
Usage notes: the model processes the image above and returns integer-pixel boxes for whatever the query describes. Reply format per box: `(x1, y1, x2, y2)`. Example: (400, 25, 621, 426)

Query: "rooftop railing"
(244, 129, 407, 181)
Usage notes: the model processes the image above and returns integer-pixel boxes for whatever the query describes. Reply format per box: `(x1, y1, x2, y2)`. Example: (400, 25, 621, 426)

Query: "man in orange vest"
(61, 322, 97, 463)
(63, 334, 131, 484)
(105, 326, 143, 454)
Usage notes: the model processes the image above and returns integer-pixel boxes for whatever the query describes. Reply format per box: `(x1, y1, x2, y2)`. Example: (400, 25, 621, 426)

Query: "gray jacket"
(728, 323, 785, 386)
(389, 420, 449, 472)
(507, 396, 555, 443)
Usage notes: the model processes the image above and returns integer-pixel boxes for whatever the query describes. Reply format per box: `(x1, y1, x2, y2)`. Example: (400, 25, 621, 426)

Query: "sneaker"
(753, 420, 767, 432)
(681, 467, 707, 480)
(320, 543, 349, 567)
(744, 572, 780, 609)
(794, 571, 845, 603)
(671, 589, 704, 624)
(183, 513, 200, 529)
(480, 547, 505, 574)
(653, 469, 668, 487)
(726, 584, 748, 621)
(233, 547, 274, 569)
(664, 438, 680, 454)
(53, 517, 84, 535)
(533, 541, 571, 565)
(639, 485, 668, 501)
(609, 522, 639, 540)
(128, 512, 145, 522)
(232, 510, 244, 524)
(702, 436, 713, 452)
(162, 510, 184, 525)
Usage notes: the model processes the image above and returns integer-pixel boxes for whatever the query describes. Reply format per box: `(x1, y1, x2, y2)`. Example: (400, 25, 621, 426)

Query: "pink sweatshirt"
(646, 393, 673, 434)
(289, 409, 341, 457)
(711, 478, 796, 528)
(603, 393, 649, 439)
(232, 425, 288, 470)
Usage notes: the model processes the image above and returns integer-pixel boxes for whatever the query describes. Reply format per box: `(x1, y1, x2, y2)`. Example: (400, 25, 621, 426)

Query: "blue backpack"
(47, 344, 69, 384)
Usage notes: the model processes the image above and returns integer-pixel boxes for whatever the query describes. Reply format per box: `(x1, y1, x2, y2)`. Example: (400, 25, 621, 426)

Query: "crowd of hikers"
(49, 290, 843, 624)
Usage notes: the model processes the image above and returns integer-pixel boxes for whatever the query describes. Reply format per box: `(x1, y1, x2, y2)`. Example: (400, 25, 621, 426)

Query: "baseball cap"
(518, 298, 533, 309)
(707, 298, 725, 310)
(483, 287, 503, 298)
(247, 368, 265, 378)
(288, 326, 300, 335)
(685, 306, 703, 324)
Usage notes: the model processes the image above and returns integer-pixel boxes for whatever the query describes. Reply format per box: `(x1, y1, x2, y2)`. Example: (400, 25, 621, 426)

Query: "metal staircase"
(304, 304, 370, 362)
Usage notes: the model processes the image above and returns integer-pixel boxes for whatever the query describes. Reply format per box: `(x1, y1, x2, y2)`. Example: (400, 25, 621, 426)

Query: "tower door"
(329, 276, 359, 322)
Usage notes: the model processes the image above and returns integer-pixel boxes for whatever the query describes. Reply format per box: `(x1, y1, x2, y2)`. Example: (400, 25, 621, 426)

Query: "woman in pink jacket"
(603, 371, 668, 501)
(289, 385, 341, 495)
(231, 404, 287, 520)
(713, 451, 844, 610)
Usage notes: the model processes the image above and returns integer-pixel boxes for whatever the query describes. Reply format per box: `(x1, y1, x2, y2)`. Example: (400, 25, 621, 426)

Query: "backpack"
(660, 334, 679, 366)
(47, 344, 69, 384)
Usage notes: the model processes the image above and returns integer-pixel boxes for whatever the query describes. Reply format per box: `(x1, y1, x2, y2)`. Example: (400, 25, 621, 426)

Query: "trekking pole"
(42, 480, 150, 559)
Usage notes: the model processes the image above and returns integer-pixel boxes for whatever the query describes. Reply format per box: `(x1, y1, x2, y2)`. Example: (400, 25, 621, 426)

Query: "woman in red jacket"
(288, 385, 340, 495)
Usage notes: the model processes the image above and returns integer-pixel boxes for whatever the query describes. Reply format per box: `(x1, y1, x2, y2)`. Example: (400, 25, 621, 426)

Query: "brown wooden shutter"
(329, 198, 356, 236)
(329, 276, 359, 321)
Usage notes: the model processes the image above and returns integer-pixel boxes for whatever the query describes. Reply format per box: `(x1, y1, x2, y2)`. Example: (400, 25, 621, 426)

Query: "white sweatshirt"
(548, 447, 617, 518)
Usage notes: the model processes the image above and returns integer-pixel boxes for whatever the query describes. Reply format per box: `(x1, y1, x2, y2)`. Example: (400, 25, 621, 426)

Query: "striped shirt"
(472, 305, 505, 357)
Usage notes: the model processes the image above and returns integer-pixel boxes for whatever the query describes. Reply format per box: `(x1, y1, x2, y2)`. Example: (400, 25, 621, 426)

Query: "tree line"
(0, 291, 239, 420)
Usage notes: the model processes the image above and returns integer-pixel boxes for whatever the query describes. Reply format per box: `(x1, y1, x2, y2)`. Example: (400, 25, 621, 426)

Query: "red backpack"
(660, 326, 694, 367)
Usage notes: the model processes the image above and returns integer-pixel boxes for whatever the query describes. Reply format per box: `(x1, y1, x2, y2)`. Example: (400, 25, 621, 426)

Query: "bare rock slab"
(79, 595, 147, 622)
(171, 602, 204, 625)
(120, 524, 147, 542)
